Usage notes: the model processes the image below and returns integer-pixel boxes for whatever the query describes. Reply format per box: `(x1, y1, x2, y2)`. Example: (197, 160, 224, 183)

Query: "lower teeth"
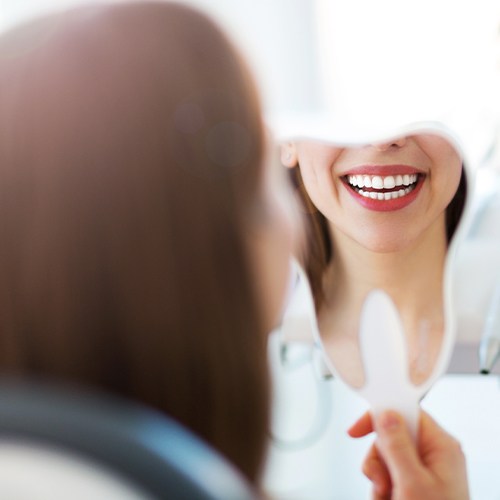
(356, 183, 416, 200)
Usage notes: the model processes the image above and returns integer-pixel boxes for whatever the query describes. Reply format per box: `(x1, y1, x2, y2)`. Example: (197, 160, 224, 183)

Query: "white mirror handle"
(358, 290, 421, 440)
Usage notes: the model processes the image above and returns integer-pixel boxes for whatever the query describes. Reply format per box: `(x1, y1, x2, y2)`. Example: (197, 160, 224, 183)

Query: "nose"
(370, 136, 407, 151)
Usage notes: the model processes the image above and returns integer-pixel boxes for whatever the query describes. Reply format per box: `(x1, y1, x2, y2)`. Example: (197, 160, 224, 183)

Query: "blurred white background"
(2, 0, 500, 150)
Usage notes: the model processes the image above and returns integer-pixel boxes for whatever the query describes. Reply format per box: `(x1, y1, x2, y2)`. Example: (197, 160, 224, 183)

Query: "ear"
(280, 142, 298, 168)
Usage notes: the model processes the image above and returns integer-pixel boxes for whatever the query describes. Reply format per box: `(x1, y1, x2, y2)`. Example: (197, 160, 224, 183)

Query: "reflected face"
(292, 134, 462, 252)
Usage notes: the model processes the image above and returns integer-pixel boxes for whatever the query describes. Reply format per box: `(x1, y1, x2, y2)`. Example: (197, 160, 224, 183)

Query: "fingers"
(418, 411, 462, 460)
(418, 411, 446, 458)
(362, 443, 392, 498)
(348, 411, 374, 438)
(350, 413, 392, 497)
(372, 490, 391, 500)
(359, 410, 469, 500)
(374, 410, 424, 488)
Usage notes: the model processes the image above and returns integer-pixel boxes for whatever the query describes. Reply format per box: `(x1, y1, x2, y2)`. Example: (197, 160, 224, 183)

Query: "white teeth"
(356, 183, 417, 200)
(347, 171, 419, 202)
(347, 173, 419, 190)
(383, 176, 396, 189)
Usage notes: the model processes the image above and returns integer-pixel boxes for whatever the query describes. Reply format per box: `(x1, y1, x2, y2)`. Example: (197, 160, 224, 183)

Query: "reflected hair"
(0, 1, 268, 483)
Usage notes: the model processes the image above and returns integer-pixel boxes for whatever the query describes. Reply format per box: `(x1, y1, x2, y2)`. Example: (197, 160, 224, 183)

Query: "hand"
(348, 410, 469, 500)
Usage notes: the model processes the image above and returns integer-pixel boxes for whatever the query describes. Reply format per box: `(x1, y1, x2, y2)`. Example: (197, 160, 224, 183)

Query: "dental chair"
(0, 381, 255, 500)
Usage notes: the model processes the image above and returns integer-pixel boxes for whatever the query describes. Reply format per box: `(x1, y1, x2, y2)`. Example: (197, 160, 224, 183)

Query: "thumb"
(374, 410, 424, 487)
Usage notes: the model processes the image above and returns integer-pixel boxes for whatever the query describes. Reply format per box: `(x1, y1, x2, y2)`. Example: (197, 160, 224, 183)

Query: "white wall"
(2, 0, 499, 150)
(179, 0, 321, 117)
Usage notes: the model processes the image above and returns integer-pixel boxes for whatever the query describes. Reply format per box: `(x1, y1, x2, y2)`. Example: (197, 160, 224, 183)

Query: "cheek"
(436, 162, 464, 211)
(269, 198, 299, 298)
(296, 147, 341, 195)
(249, 195, 301, 331)
(298, 164, 335, 216)
(251, 225, 293, 331)
(294, 145, 346, 211)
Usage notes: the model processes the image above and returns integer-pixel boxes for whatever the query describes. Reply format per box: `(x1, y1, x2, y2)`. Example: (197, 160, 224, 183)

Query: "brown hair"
(290, 163, 467, 310)
(0, 1, 268, 483)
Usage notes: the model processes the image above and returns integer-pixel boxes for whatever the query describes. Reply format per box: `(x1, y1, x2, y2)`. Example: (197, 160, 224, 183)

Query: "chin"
(353, 232, 416, 254)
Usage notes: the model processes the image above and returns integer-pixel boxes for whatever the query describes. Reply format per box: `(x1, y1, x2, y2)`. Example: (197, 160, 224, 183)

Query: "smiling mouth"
(343, 173, 422, 200)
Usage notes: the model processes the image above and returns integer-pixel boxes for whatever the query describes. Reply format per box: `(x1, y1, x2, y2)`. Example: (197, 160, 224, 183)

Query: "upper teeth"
(347, 174, 418, 189)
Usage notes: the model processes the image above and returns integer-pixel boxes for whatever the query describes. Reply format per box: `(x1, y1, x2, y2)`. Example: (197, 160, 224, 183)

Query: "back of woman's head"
(0, 1, 268, 482)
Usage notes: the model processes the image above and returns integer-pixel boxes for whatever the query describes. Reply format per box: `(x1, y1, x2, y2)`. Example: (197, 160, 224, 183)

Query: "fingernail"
(378, 411, 401, 432)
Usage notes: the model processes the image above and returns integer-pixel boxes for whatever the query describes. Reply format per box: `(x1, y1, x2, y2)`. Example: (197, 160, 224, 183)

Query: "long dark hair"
(0, 1, 269, 483)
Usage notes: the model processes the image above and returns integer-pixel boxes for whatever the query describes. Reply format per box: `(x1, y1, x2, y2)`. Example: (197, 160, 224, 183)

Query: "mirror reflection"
(280, 133, 467, 388)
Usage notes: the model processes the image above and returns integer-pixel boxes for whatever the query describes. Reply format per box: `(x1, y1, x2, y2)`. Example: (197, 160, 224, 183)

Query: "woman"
(281, 134, 466, 386)
(0, 0, 297, 482)
(0, 1, 467, 497)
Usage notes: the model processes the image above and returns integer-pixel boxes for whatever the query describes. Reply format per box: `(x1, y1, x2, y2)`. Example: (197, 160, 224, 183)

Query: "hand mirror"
(279, 122, 470, 436)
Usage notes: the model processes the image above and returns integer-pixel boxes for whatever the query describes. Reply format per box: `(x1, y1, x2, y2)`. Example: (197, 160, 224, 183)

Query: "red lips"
(341, 165, 425, 212)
